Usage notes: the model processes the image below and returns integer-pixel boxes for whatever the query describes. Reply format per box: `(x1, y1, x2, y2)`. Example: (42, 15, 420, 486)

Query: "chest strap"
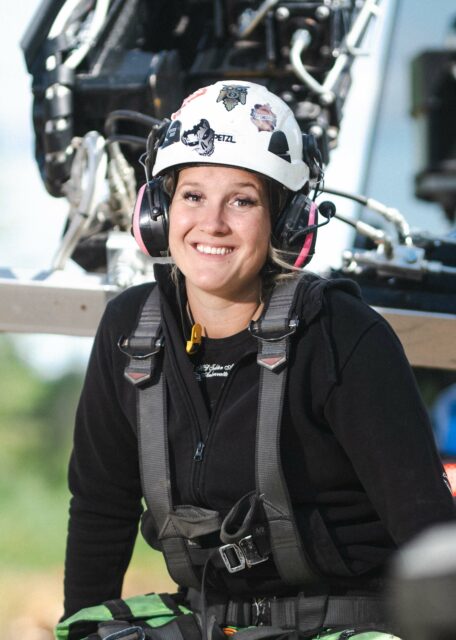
(123, 276, 315, 588)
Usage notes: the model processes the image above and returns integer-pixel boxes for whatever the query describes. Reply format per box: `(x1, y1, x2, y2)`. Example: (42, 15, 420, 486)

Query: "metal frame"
(1, 269, 455, 370)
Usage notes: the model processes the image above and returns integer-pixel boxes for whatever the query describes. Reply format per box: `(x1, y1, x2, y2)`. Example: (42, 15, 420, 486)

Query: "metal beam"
(374, 306, 456, 371)
(1, 270, 455, 370)
(0, 268, 119, 337)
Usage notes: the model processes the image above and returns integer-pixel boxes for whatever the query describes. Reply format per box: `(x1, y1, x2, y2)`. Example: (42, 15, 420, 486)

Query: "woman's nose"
(198, 200, 229, 234)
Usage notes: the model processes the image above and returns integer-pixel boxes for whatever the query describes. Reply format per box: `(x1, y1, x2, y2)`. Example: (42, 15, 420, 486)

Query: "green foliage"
(0, 336, 83, 484)
(0, 335, 83, 567)
(0, 335, 155, 572)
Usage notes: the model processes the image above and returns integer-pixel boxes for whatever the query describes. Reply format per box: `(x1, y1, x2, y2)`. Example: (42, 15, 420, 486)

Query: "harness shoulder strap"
(251, 275, 316, 584)
(122, 285, 201, 589)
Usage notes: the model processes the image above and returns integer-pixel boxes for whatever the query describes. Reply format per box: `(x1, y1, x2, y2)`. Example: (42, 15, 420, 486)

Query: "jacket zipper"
(165, 343, 208, 504)
(191, 358, 247, 503)
(193, 441, 205, 461)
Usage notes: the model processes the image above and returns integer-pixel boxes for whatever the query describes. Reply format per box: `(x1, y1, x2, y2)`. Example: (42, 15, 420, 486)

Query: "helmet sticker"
(160, 121, 181, 148)
(216, 85, 248, 111)
(182, 119, 215, 157)
(171, 87, 208, 120)
(250, 103, 277, 132)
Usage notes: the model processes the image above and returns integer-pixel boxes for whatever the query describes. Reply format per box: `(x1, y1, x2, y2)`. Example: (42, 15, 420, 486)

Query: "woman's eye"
(183, 191, 202, 203)
(233, 197, 256, 208)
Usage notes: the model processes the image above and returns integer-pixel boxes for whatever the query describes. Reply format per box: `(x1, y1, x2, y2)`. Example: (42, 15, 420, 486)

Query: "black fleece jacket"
(63, 265, 455, 617)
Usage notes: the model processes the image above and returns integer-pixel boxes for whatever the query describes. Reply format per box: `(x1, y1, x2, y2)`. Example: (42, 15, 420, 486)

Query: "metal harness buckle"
(248, 317, 299, 343)
(117, 335, 164, 359)
(219, 535, 269, 573)
(219, 543, 246, 573)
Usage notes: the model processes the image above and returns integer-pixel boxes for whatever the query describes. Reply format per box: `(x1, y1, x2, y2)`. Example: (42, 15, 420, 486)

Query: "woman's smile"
(193, 243, 234, 256)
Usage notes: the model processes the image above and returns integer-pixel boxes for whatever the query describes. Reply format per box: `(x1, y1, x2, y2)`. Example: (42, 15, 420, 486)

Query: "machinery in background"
(21, 0, 382, 273)
(411, 24, 456, 224)
(2, 0, 456, 373)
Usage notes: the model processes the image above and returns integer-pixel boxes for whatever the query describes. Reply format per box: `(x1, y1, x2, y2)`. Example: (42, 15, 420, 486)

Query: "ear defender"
(132, 177, 170, 257)
(271, 133, 326, 268)
(131, 122, 173, 257)
(272, 193, 319, 268)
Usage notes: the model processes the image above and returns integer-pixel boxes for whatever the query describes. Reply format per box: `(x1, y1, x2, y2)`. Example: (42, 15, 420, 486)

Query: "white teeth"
(196, 244, 233, 255)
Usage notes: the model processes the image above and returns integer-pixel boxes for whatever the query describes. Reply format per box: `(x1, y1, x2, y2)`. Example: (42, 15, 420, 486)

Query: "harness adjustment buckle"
(219, 543, 246, 573)
(219, 535, 269, 573)
(238, 535, 269, 567)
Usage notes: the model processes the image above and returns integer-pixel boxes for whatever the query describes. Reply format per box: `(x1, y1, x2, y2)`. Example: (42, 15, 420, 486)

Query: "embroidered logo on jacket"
(194, 363, 235, 381)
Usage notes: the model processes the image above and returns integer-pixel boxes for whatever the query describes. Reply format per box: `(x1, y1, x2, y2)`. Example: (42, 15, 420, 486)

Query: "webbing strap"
(104, 599, 134, 620)
(271, 594, 386, 629)
(218, 595, 387, 636)
(254, 277, 316, 584)
(130, 288, 201, 589)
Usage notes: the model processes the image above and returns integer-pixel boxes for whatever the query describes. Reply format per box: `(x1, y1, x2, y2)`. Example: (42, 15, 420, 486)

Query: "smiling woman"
(168, 165, 271, 336)
(60, 80, 455, 640)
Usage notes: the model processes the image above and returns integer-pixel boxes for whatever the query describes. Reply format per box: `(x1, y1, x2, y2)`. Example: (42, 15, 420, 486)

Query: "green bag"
(55, 593, 402, 640)
(54, 592, 196, 640)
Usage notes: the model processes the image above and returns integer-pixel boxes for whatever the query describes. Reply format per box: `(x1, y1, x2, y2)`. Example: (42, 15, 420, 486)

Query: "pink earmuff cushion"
(293, 201, 317, 268)
(132, 183, 151, 256)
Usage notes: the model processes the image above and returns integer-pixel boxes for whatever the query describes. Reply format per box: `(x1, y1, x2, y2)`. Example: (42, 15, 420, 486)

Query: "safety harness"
(121, 277, 314, 588)
(119, 277, 389, 636)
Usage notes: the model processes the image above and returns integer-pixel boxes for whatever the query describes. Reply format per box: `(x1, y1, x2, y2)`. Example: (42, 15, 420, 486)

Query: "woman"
(61, 81, 455, 639)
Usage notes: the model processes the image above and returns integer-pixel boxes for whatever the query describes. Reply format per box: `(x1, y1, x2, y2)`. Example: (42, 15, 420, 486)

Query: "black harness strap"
(251, 277, 316, 584)
(122, 286, 201, 590)
(104, 599, 134, 620)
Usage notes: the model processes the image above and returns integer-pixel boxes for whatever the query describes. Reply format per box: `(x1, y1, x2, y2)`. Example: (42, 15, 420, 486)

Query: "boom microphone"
(289, 200, 336, 243)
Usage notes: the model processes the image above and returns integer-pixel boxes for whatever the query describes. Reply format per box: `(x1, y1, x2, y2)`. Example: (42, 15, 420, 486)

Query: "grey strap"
(253, 277, 316, 584)
(124, 286, 201, 589)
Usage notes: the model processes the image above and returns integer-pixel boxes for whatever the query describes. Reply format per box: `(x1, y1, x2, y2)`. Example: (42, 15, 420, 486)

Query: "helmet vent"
(161, 121, 181, 149)
(268, 131, 291, 163)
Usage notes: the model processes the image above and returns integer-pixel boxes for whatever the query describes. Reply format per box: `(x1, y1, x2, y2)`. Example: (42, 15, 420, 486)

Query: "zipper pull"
(194, 441, 205, 461)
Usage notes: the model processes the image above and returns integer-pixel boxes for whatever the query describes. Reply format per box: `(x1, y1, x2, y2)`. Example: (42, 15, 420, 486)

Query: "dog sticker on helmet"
(182, 119, 215, 156)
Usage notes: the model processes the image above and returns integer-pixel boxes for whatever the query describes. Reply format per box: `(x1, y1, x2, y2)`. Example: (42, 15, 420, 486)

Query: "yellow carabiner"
(186, 323, 202, 354)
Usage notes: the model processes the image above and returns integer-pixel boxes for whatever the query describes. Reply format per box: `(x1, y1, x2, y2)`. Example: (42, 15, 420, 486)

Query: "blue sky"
(1, 0, 455, 375)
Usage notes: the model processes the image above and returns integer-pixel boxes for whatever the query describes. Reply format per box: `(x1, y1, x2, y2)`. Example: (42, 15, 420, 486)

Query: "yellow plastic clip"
(186, 323, 202, 354)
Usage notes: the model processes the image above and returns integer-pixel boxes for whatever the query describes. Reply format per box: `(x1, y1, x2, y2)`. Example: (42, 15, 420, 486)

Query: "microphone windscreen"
(318, 201, 336, 220)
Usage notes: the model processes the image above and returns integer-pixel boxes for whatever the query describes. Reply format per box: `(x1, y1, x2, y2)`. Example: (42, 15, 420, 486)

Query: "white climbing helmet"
(152, 80, 309, 192)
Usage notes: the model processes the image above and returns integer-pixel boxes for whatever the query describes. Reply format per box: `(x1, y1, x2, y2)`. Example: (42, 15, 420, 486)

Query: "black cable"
(105, 110, 164, 137)
(322, 186, 368, 206)
(107, 134, 148, 148)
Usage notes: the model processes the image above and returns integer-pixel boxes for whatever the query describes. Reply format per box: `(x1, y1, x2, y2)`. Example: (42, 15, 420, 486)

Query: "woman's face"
(168, 165, 271, 300)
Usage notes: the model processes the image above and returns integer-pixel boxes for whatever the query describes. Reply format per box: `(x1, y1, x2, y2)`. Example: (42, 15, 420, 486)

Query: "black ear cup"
(269, 132, 327, 268)
(273, 193, 319, 268)
(132, 177, 170, 257)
